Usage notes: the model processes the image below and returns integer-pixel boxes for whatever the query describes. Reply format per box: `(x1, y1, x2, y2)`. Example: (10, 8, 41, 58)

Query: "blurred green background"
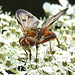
(0, 0, 75, 18)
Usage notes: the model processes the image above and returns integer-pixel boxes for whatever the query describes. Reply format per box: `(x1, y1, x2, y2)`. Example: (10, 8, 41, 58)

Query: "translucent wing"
(15, 9, 39, 33)
(42, 8, 68, 30)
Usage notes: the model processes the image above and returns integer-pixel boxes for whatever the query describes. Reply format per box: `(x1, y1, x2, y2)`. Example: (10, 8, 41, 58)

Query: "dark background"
(0, 0, 75, 18)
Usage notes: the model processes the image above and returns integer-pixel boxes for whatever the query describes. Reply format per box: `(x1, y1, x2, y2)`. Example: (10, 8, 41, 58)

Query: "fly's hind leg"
(49, 41, 56, 60)
(49, 40, 62, 74)
(49, 37, 61, 60)
(56, 37, 60, 48)
(56, 37, 64, 50)
(49, 36, 61, 60)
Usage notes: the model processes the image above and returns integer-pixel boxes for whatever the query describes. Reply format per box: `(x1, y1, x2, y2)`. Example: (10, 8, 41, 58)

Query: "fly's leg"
(49, 37, 61, 60)
(49, 41, 56, 60)
(24, 49, 28, 65)
(36, 43, 38, 68)
(35, 43, 38, 68)
(56, 37, 64, 50)
(56, 37, 60, 48)
(24, 49, 31, 65)
(49, 40, 62, 74)
(28, 49, 31, 61)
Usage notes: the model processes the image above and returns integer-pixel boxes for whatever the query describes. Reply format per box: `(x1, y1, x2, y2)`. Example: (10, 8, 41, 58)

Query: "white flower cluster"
(0, 7, 28, 75)
(38, 0, 75, 75)
(0, 0, 75, 74)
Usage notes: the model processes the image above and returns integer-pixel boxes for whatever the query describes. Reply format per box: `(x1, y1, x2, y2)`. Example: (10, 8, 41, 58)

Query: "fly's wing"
(42, 8, 68, 30)
(15, 9, 39, 33)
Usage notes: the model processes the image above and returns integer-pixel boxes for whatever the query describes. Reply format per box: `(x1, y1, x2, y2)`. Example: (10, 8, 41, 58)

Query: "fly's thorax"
(26, 30, 37, 38)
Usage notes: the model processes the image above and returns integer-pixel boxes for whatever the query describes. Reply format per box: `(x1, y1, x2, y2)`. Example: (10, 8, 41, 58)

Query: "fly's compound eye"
(26, 37, 36, 46)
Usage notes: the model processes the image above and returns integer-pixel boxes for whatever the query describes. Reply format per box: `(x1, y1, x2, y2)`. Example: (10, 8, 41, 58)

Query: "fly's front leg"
(35, 43, 38, 68)
(28, 49, 31, 61)
(23, 49, 28, 65)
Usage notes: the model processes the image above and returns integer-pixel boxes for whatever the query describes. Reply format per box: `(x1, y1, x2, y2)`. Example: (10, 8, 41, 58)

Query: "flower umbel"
(0, 0, 75, 74)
